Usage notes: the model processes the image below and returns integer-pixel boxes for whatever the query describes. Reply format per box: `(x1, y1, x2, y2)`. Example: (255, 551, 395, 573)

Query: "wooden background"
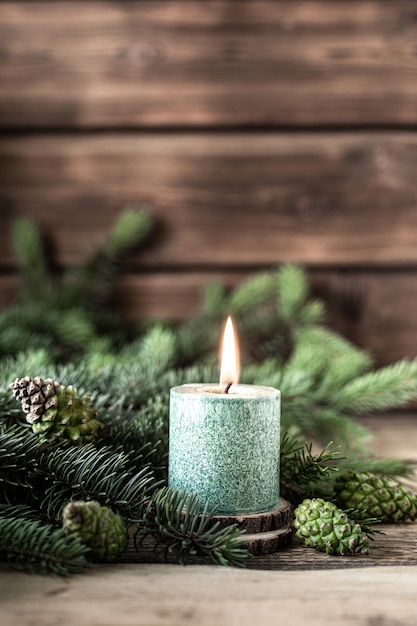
(1, 1, 417, 365)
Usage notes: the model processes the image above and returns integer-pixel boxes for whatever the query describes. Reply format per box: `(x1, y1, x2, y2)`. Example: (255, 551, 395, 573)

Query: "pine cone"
(334, 471, 417, 523)
(10, 376, 102, 444)
(293, 498, 370, 556)
(62, 501, 128, 563)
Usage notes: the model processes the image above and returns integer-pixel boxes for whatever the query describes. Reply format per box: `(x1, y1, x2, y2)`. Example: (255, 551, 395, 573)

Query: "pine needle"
(277, 263, 309, 319)
(135, 487, 249, 567)
(0, 516, 88, 575)
(332, 359, 417, 414)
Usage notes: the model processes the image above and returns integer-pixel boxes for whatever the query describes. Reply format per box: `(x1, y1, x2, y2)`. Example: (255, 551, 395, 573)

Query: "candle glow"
(219, 316, 240, 385)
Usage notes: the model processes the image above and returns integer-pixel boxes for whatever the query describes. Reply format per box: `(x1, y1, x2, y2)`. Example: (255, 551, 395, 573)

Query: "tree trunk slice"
(208, 498, 294, 555)
(210, 498, 293, 533)
(240, 526, 294, 555)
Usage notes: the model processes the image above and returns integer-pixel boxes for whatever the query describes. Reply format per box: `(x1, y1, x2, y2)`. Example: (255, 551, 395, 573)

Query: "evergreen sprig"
(332, 359, 417, 414)
(279, 433, 341, 505)
(36, 442, 155, 522)
(135, 487, 249, 567)
(0, 515, 88, 575)
(1, 207, 153, 359)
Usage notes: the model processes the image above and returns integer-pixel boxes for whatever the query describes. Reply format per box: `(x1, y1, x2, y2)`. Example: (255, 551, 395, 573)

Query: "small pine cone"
(293, 498, 370, 556)
(62, 501, 128, 563)
(10, 376, 102, 445)
(334, 471, 417, 523)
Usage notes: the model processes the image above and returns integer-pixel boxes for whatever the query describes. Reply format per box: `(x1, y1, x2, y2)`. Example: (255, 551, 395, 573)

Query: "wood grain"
(1, 1, 417, 127)
(2, 133, 417, 268)
(2, 562, 417, 626)
(124, 523, 417, 570)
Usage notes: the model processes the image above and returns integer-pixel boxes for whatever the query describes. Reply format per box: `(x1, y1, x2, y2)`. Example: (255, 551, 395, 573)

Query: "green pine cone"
(293, 498, 370, 556)
(62, 501, 128, 563)
(10, 376, 102, 444)
(334, 471, 417, 523)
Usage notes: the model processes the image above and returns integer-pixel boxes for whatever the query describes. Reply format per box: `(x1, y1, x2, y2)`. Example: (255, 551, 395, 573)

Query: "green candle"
(169, 383, 280, 515)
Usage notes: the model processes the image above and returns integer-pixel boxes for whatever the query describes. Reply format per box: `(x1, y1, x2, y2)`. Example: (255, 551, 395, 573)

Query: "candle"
(168, 317, 280, 515)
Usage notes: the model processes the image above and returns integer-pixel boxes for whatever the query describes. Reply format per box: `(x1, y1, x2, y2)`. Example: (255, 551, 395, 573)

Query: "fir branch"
(0, 516, 88, 575)
(0, 349, 55, 385)
(200, 282, 229, 317)
(229, 273, 278, 315)
(296, 299, 326, 326)
(135, 487, 249, 567)
(282, 401, 373, 455)
(63, 206, 153, 312)
(106, 206, 153, 258)
(11, 217, 54, 303)
(290, 326, 373, 390)
(0, 503, 43, 521)
(337, 457, 415, 480)
(0, 425, 42, 492)
(277, 263, 309, 320)
(332, 359, 417, 414)
(97, 395, 169, 479)
(137, 325, 177, 376)
(0, 304, 96, 358)
(37, 443, 155, 522)
(280, 434, 341, 505)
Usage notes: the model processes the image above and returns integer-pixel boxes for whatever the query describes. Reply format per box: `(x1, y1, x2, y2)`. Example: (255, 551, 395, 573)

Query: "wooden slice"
(209, 498, 293, 533)
(242, 525, 294, 556)
(207, 498, 294, 555)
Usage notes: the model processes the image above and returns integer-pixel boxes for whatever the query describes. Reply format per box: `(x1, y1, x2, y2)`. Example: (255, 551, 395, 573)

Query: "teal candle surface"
(169, 383, 280, 515)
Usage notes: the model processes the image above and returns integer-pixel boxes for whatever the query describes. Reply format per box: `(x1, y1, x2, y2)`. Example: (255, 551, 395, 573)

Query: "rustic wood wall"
(1, 1, 417, 364)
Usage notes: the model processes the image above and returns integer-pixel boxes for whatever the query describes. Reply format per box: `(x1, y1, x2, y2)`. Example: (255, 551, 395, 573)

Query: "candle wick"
(224, 382, 233, 394)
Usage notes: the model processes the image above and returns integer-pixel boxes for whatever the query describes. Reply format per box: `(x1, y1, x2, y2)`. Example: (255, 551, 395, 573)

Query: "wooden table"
(1, 414, 416, 626)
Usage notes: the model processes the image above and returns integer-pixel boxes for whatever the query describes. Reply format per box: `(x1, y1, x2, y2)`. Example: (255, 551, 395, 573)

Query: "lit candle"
(168, 317, 280, 515)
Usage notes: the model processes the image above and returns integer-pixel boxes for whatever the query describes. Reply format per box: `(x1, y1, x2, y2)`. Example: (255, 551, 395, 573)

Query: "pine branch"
(229, 272, 278, 315)
(285, 403, 373, 455)
(280, 434, 341, 505)
(137, 325, 177, 376)
(97, 395, 169, 479)
(63, 206, 153, 312)
(0, 425, 42, 493)
(11, 217, 54, 303)
(36, 443, 155, 522)
(0, 503, 44, 521)
(337, 457, 415, 480)
(332, 359, 417, 414)
(135, 487, 249, 567)
(106, 206, 153, 258)
(0, 516, 88, 575)
(277, 263, 309, 320)
(289, 326, 373, 389)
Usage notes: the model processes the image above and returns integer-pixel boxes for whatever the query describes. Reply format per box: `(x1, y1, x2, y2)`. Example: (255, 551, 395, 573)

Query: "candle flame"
(219, 316, 240, 385)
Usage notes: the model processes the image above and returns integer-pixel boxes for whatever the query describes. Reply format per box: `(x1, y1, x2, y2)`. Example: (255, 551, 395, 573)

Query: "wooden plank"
(1, 2, 417, 127)
(2, 132, 417, 268)
(2, 562, 417, 626)
(0, 275, 20, 310)
(123, 523, 417, 570)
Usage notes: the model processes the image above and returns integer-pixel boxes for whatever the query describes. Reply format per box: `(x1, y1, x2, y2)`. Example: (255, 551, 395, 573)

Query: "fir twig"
(280, 434, 341, 505)
(0, 516, 88, 575)
(332, 359, 417, 414)
(36, 443, 155, 522)
(135, 487, 249, 567)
